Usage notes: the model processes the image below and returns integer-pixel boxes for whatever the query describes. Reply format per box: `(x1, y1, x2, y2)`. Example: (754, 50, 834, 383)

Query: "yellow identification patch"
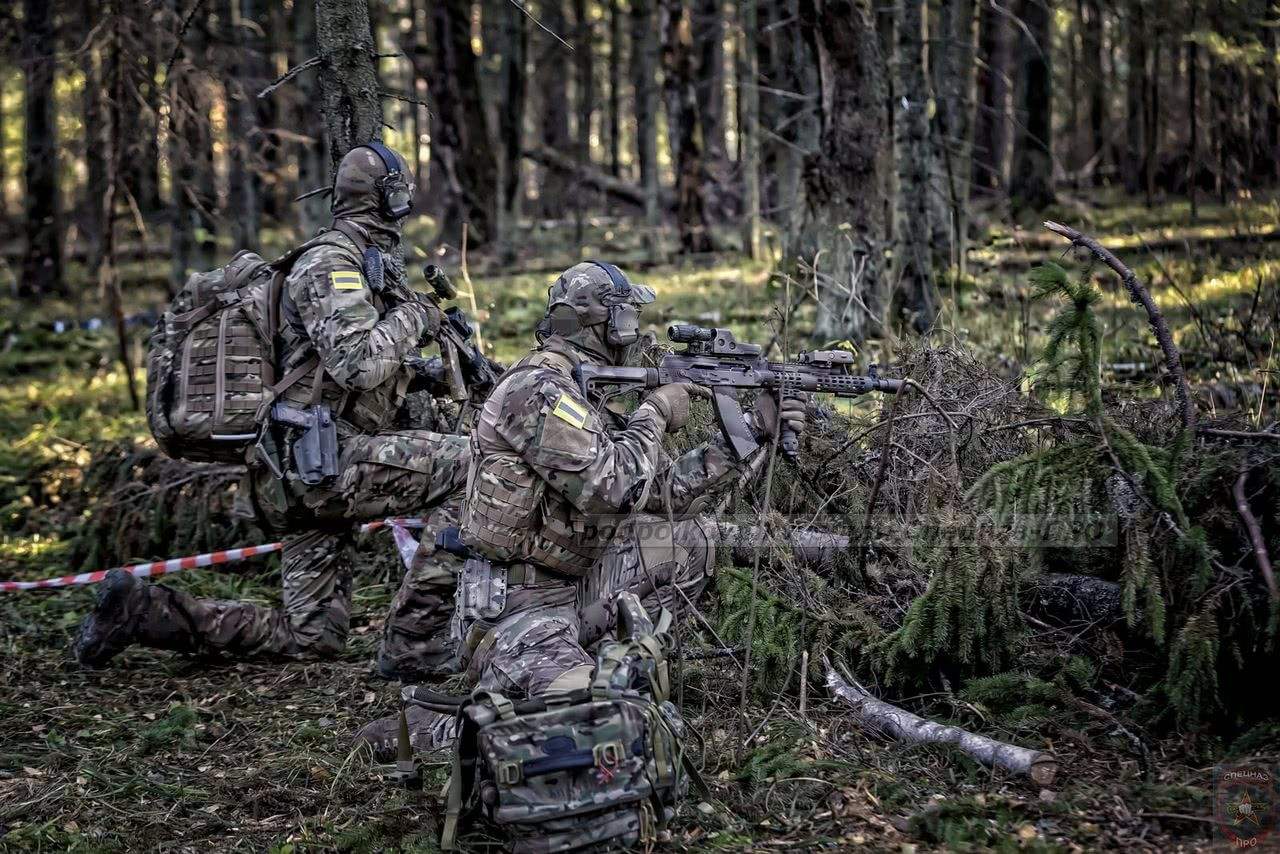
(551, 393, 589, 429)
(330, 270, 366, 291)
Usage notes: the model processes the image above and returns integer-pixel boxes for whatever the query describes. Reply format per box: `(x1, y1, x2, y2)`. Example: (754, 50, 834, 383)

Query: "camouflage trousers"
(463, 514, 718, 698)
(128, 429, 468, 662)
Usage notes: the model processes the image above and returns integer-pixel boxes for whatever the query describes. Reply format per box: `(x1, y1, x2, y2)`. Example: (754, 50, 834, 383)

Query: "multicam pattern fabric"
(116, 431, 468, 660)
(274, 230, 435, 434)
(461, 339, 738, 576)
(467, 515, 717, 698)
(378, 500, 467, 680)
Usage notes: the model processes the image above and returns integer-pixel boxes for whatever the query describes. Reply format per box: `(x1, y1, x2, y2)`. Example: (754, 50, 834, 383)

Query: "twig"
(257, 56, 322, 99)
(740, 286, 792, 709)
(825, 660, 1058, 786)
(162, 0, 208, 87)
(1197, 427, 1280, 442)
(460, 223, 484, 351)
(855, 381, 908, 576)
(1043, 220, 1195, 432)
(509, 0, 575, 51)
(1233, 465, 1278, 599)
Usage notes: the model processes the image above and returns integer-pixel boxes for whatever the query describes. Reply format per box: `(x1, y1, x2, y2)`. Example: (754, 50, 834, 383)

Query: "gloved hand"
(405, 298, 443, 345)
(640, 383, 711, 433)
(750, 392, 809, 441)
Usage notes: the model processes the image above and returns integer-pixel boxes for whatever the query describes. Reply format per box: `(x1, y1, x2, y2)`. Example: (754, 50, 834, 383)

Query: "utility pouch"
(459, 557, 508, 621)
(440, 593, 692, 853)
(270, 402, 339, 486)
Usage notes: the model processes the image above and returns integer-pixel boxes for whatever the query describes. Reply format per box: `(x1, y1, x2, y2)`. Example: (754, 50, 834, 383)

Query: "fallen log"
(825, 663, 1058, 786)
(523, 147, 673, 210)
(718, 523, 1125, 623)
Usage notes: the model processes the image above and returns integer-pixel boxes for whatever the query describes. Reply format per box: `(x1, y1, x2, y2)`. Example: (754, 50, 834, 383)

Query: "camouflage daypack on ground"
(432, 594, 699, 853)
(145, 236, 347, 463)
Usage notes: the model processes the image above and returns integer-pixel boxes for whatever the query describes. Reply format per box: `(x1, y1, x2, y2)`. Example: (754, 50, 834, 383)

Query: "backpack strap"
(263, 228, 365, 406)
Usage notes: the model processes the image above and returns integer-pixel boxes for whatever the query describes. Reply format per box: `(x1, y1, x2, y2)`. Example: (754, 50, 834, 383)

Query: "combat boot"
(354, 704, 458, 761)
(73, 570, 151, 667)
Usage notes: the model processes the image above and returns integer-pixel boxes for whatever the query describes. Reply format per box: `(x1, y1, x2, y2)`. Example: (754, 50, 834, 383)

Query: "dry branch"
(1042, 220, 1195, 431)
(825, 664, 1058, 786)
(1234, 466, 1278, 600)
(523, 147, 671, 209)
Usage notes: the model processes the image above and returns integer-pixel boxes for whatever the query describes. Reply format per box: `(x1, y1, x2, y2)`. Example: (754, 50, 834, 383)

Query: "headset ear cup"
(607, 305, 639, 346)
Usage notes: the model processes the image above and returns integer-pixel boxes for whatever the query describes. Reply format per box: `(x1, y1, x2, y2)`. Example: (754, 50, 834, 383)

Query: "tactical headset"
(362, 140, 414, 219)
(540, 261, 642, 348)
(589, 260, 641, 347)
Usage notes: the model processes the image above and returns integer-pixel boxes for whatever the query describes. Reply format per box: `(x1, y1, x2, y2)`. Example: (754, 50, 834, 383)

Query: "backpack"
(435, 594, 702, 853)
(145, 235, 349, 463)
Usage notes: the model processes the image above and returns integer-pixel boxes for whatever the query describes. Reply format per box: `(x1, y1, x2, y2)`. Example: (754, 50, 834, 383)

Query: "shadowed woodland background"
(1, 0, 1280, 850)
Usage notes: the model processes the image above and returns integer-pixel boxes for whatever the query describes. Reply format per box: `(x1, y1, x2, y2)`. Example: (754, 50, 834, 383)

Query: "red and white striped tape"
(0, 516, 428, 593)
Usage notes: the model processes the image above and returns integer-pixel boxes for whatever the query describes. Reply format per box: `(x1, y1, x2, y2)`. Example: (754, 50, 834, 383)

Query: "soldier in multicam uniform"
(357, 261, 807, 755)
(75, 143, 468, 673)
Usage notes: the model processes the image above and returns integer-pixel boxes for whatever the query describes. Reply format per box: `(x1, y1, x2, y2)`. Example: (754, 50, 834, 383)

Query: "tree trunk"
(632, 0, 663, 250)
(573, 0, 596, 243)
(534, 0, 572, 216)
(1009, 0, 1055, 214)
(972, 0, 1011, 195)
(21, 0, 64, 297)
(1187, 2, 1198, 217)
(1081, 0, 1106, 186)
(224, 0, 261, 250)
(494, 0, 528, 260)
(82, 0, 108, 277)
(1122, 1, 1147, 195)
(664, 0, 715, 253)
(892, 0, 937, 332)
(788, 0, 888, 343)
(930, 0, 977, 275)
(293, 0, 328, 235)
(695, 0, 726, 164)
(608, 0, 624, 177)
(167, 0, 218, 289)
(315, 0, 384, 175)
(427, 0, 498, 247)
(738, 0, 762, 259)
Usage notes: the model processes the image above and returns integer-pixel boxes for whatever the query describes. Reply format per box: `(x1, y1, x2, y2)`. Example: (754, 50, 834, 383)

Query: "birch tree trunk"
(826, 666, 1059, 786)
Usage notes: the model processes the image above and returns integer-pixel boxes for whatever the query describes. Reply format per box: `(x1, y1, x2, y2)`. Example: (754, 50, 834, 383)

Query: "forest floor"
(2, 192, 1279, 851)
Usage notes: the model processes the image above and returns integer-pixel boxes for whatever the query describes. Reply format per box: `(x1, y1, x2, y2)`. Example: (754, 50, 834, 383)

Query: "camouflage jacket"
(460, 337, 742, 577)
(275, 225, 430, 435)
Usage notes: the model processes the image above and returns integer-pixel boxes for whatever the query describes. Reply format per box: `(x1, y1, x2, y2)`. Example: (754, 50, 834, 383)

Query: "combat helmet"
(537, 261, 655, 364)
(331, 141, 415, 222)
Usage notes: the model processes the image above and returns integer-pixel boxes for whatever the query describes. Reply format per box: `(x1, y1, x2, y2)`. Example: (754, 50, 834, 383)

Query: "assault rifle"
(575, 324, 904, 460)
(418, 264, 499, 401)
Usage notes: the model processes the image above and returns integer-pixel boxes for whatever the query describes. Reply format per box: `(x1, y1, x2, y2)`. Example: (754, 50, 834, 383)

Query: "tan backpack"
(145, 236, 347, 463)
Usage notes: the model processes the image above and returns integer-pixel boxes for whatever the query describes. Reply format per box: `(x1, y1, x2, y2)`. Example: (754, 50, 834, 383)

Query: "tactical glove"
(640, 383, 710, 433)
(406, 298, 443, 346)
(750, 392, 809, 441)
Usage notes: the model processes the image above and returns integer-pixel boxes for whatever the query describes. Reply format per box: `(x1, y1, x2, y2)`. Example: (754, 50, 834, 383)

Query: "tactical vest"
(273, 227, 412, 436)
(460, 348, 620, 578)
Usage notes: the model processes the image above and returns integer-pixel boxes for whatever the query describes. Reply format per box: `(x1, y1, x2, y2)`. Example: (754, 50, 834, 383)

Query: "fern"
(1164, 608, 1221, 728)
